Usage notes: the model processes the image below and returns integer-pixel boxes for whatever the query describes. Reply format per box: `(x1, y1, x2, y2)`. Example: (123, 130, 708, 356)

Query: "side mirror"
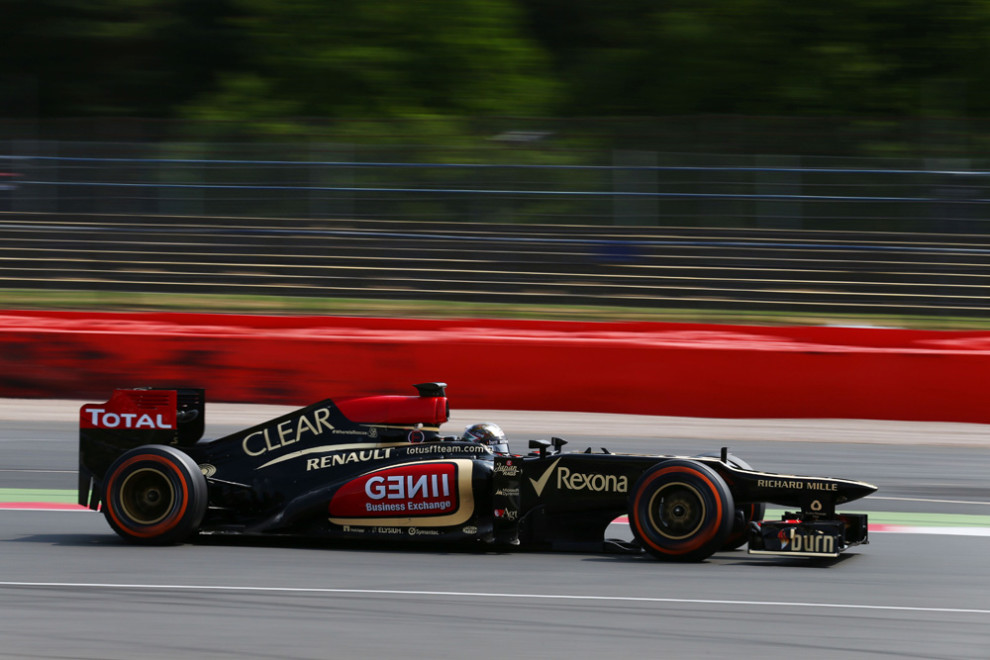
(529, 439, 551, 458)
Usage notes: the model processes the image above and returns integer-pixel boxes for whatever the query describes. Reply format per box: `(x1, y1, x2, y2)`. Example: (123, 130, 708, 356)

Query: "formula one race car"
(78, 383, 876, 561)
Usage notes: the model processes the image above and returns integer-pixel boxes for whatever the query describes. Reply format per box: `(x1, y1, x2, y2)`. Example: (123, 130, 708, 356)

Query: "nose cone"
(837, 479, 878, 504)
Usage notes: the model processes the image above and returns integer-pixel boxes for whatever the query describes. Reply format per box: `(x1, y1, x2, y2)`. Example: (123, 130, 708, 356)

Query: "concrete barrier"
(3, 310, 990, 422)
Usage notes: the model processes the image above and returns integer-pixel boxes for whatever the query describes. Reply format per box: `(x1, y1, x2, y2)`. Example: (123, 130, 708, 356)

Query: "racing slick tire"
(628, 459, 734, 562)
(697, 453, 767, 551)
(101, 445, 208, 545)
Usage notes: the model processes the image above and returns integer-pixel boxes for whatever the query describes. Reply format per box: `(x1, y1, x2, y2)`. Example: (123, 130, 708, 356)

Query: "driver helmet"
(462, 422, 509, 455)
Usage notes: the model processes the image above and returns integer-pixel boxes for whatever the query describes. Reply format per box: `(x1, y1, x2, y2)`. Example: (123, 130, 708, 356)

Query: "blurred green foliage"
(4, 0, 990, 140)
(528, 0, 990, 118)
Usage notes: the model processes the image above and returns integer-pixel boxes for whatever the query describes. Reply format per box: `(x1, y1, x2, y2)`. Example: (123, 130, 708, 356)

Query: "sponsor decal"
(255, 442, 407, 470)
(242, 407, 334, 457)
(528, 459, 560, 495)
(494, 461, 520, 477)
(494, 509, 518, 520)
(462, 526, 478, 535)
(199, 464, 217, 478)
(775, 527, 837, 554)
(408, 527, 440, 536)
(757, 479, 838, 491)
(406, 444, 490, 455)
(528, 459, 629, 496)
(80, 391, 178, 431)
(305, 448, 393, 472)
(329, 462, 459, 518)
(342, 525, 366, 533)
(81, 408, 173, 430)
(495, 488, 519, 497)
(373, 527, 404, 535)
(788, 529, 836, 554)
(557, 466, 628, 493)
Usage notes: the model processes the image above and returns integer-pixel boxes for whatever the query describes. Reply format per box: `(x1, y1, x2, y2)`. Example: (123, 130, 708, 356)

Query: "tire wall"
(4, 310, 990, 422)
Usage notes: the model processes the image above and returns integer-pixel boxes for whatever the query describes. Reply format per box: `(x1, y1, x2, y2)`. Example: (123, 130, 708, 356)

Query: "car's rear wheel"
(102, 445, 207, 545)
(628, 459, 734, 562)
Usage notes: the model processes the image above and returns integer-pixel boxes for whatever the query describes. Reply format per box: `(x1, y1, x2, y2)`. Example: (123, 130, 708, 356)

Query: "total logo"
(82, 408, 174, 430)
(528, 459, 629, 496)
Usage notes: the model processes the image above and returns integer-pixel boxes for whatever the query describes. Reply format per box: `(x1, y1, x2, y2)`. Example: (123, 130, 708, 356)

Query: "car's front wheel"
(628, 459, 734, 562)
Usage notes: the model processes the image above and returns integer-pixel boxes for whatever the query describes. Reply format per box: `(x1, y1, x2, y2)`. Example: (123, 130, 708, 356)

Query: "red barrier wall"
(3, 310, 990, 422)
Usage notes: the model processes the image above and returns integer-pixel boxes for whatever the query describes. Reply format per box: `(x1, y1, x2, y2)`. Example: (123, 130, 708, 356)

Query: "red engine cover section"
(329, 462, 459, 518)
(80, 389, 177, 430)
(334, 395, 448, 426)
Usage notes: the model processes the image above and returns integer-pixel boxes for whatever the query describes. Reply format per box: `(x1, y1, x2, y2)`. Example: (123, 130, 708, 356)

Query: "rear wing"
(78, 388, 205, 509)
(76, 383, 450, 510)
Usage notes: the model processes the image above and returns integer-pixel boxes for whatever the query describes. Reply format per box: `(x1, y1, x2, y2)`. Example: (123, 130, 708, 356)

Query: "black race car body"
(78, 383, 876, 561)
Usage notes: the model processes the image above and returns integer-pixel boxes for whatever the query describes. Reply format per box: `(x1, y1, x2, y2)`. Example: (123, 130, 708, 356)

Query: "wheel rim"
(647, 482, 706, 540)
(118, 468, 176, 525)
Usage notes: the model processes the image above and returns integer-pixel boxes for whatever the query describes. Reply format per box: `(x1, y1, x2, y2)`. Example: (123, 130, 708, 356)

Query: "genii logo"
(330, 462, 459, 518)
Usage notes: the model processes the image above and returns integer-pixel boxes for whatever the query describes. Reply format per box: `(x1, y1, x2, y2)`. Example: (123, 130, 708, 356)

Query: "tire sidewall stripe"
(633, 465, 724, 555)
(105, 453, 190, 539)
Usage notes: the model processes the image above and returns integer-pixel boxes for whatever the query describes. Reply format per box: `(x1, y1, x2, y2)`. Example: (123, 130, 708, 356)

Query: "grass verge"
(2, 288, 990, 328)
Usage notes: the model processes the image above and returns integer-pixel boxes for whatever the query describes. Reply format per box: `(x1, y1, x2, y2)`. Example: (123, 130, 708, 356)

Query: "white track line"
(0, 581, 987, 615)
(872, 526, 990, 536)
(871, 495, 990, 506)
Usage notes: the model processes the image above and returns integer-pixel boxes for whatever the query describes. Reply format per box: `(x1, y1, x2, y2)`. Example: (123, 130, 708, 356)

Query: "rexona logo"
(529, 459, 629, 496)
(329, 463, 459, 518)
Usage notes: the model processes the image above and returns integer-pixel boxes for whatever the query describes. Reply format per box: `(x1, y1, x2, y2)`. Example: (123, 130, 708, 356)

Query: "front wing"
(748, 513, 870, 558)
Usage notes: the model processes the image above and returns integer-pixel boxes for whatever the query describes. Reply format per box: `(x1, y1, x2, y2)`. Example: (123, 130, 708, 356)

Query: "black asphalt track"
(1, 412, 989, 659)
(1, 511, 988, 659)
